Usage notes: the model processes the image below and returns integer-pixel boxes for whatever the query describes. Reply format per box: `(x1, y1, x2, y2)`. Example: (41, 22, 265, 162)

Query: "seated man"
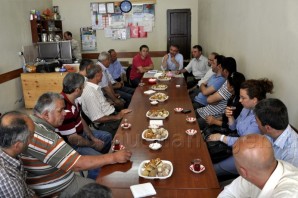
(218, 134, 298, 197)
(72, 183, 112, 198)
(161, 44, 183, 71)
(98, 52, 134, 109)
(192, 55, 226, 109)
(189, 52, 218, 96)
(64, 31, 82, 61)
(21, 92, 132, 197)
(78, 58, 94, 80)
(254, 98, 298, 167)
(177, 45, 209, 88)
(130, 45, 154, 88)
(0, 111, 36, 198)
(196, 57, 237, 130)
(107, 49, 126, 82)
(58, 72, 113, 179)
(81, 63, 132, 137)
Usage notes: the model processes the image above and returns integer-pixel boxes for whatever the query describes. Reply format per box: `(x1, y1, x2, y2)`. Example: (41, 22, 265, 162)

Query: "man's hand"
(205, 115, 216, 125)
(116, 109, 132, 119)
(163, 54, 169, 61)
(112, 149, 132, 163)
(114, 98, 124, 107)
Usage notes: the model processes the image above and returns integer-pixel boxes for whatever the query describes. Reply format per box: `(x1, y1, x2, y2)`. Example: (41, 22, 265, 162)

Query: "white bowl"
(186, 117, 196, 123)
(149, 142, 162, 150)
(150, 101, 158, 105)
(174, 107, 183, 112)
(186, 129, 198, 136)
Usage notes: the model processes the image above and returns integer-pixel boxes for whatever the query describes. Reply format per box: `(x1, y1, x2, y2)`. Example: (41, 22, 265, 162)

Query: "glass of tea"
(193, 159, 202, 171)
(113, 139, 120, 151)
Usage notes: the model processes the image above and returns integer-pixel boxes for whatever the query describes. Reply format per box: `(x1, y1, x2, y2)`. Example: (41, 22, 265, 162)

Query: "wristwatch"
(120, 0, 132, 13)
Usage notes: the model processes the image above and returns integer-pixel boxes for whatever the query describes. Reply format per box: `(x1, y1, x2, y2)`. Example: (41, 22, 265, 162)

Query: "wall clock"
(120, 0, 132, 13)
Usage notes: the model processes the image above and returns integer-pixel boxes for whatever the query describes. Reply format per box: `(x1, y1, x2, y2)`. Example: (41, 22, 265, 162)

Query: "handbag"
(202, 125, 238, 163)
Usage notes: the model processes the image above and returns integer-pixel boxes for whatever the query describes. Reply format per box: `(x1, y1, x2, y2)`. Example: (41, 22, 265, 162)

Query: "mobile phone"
(182, 109, 191, 114)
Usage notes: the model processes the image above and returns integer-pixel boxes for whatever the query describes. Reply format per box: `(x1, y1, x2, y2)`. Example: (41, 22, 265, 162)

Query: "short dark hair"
(64, 31, 72, 37)
(72, 183, 112, 198)
(0, 111, 30, 148)
(193, 45, 202, 52)
(108, 49, 115, 54)
(62, 73, 85, 94)
(254, 98, 288, 130)
(215, 55, 225, 66)
(86, 64, 102, 79)
(170, 44, 180, 50)
(221, 57, 237, 76)
(139, 45, 149, 51)
(80, 59, 94, 71)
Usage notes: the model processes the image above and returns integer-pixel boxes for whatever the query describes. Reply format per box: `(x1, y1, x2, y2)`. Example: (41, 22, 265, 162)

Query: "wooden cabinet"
(30, 19, 63, 43)
(21, 73, 66, 108)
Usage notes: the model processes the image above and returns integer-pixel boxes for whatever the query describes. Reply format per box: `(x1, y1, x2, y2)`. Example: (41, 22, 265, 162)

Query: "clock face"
(120, 1, 132, 13)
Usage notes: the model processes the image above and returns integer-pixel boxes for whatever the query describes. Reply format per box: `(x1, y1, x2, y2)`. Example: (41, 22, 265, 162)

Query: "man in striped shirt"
(21, 92, 132, 197)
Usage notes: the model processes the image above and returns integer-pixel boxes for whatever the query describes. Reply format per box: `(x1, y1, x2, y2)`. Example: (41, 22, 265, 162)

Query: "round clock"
(120, 0, 132, 13)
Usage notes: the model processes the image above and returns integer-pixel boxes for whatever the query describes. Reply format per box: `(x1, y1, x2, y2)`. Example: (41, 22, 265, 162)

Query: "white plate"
(144, 90, 156, 95)
(186, 117, 196, 123)
(189, 164, 205, 174)
(157, 76, 171, 81)
(150, 101, 158, 105)
(138, 160, 173, 179)
(146, 110, 169, 119)
(121, 123, 131, 129)
(151, 85, 168, 91)
(149, 142, 162, 150)
(149, 95, 169, 102)
(186, 129, 197, 136)
(174, 107, 183, 112)
(142, 128, 169, 141)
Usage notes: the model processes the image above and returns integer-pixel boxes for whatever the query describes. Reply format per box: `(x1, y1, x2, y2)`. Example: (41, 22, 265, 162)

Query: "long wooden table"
(97, 77, 220, 197)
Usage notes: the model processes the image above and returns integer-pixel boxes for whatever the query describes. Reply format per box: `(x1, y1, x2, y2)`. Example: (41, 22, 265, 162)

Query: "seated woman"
(205, 72, 245, 130)
(196, 72, 245, 130)
(207, 78, 274, 179)
(130, 45, 154, 88)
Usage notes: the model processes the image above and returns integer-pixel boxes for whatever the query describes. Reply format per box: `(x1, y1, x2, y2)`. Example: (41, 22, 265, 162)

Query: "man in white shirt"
(161, 44, 184, 71)
(218, 134, 298, 198)
(177, 45, 209, 88)
(64, 31, 82, 61)
(80, 63, 131, 137)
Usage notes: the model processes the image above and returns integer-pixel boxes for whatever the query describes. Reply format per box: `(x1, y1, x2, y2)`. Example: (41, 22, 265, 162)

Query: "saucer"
(150, 101, 158, 105)
(149, 142, 162, 150)
(186, 129, 197, 136)
(112, 144, 125, 152)
(174, 107, 183, 112)
(186, 117, 196, 123)
(189, 164, 205, 173)
(121, 123, 131, 129)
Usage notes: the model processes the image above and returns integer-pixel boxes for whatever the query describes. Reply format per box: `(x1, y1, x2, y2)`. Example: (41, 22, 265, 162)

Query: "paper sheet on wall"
(138, 20, 153, 32)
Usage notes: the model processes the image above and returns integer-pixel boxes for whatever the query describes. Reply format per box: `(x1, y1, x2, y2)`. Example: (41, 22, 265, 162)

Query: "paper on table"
(130, 182, 157, 198)
(149, 120, 163, 126)
(144, 90, 156, 95)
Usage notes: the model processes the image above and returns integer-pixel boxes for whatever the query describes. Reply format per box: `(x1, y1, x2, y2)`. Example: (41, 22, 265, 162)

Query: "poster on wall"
(81, 27, 97, 51)
(90, 2, 155, 39)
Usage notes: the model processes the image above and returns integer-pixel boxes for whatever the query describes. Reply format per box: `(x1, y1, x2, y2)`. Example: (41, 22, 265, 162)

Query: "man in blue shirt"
(254, 98, 298, 167)
(161, 44, 184, 71)
(192, 55, 226, 109)
(108, 49, 125, 82)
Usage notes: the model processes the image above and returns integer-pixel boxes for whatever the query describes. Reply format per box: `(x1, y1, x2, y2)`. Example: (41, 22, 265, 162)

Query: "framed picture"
(98, 3, 107, 14)
(107, 2, 115, 14)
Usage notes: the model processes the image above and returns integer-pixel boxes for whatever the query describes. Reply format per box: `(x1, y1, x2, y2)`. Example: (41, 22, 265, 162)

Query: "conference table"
(96, 75, 221, 197)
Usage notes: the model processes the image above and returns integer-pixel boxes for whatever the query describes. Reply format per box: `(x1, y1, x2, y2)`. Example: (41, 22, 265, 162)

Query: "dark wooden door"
(167, 9, 191, 62)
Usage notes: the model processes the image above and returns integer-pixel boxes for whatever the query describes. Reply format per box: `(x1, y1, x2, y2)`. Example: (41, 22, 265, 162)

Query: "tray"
(142, 128, 169, 141)
(138, 160, 173, 179)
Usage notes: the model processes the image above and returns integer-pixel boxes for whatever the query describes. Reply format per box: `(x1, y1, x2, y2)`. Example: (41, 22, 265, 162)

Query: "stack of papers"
(149, 120, 163, 126)
(130, 182, 157, 198)
(144, 90, 156, 95)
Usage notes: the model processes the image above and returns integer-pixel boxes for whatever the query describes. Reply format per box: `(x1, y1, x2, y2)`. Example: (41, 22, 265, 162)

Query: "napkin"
(149, 120, 163, 126)
(147, 70, 158, 74)
(130, 182, 157, 198)
(144, 90, 156, 95)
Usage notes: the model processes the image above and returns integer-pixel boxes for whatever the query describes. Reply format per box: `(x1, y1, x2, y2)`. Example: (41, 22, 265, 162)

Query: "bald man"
(218, 134, 298, 197)
(0, 111, 37, 198)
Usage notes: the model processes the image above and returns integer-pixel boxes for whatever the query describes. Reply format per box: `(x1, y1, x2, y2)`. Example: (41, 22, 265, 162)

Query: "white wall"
(0, 0, 52, 113)
(53, 0, 199, 66)
(197, 0, 298, 127)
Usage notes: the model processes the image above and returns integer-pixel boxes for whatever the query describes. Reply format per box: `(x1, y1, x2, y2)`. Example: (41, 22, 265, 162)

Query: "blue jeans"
(213, 156, 238, 177)
(73, 130, 112, 179)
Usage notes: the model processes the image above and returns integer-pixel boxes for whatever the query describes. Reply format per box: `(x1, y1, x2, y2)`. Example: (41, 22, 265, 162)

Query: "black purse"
(202, 125, 238, 163)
